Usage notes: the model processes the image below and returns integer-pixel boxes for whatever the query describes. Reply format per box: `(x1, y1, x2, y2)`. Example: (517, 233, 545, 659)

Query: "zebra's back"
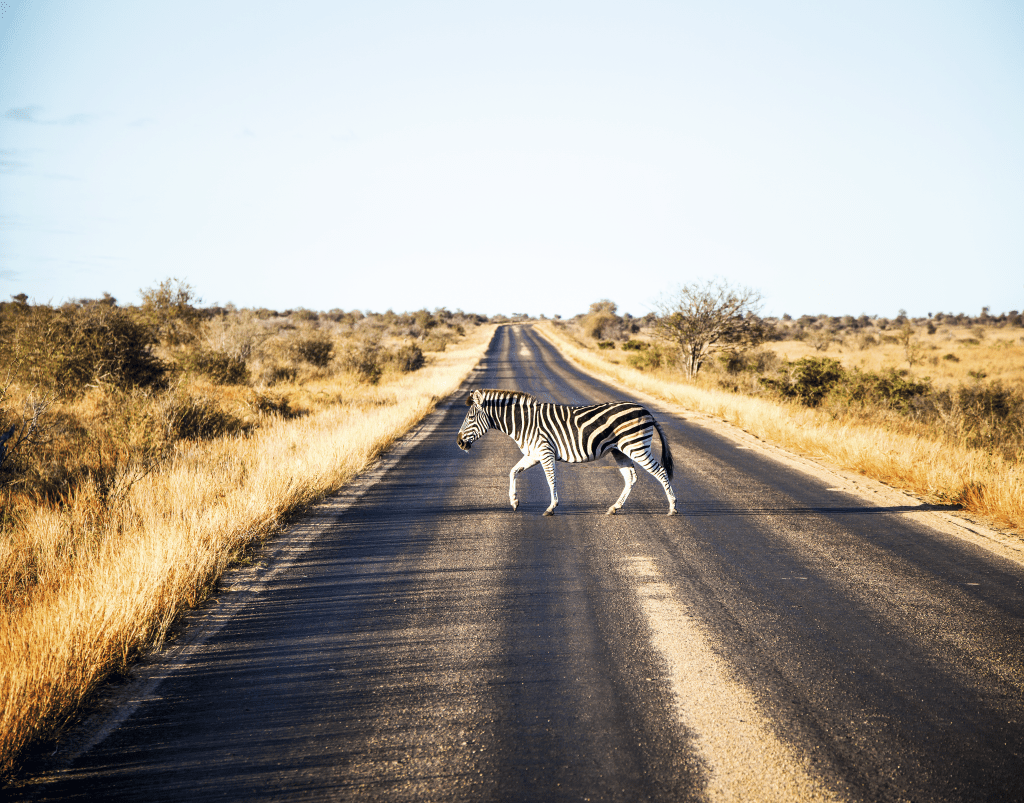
(529, 400, 658, 464)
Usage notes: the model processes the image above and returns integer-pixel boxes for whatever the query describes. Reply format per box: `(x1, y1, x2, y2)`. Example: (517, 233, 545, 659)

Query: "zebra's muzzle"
(456, 434, 472, 451)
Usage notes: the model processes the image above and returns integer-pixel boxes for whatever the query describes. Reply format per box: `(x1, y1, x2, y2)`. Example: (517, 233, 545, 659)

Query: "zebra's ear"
(465, 393, 475, 407)
(466, 390, 483, 407)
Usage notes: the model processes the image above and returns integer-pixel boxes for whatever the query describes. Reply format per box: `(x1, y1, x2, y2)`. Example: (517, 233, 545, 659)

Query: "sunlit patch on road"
(620, 555, 844, 803)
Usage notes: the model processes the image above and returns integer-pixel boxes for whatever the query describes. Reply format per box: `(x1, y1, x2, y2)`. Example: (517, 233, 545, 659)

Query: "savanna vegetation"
(546, 294, 1024, 531)
(0, 281, 496, 778)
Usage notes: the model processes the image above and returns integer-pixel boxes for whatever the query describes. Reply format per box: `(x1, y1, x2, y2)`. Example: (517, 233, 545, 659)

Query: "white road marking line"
(621, 556, 844, 803)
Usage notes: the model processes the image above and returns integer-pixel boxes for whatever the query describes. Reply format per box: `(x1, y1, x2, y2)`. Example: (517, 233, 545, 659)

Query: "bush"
(0, 303, 166, 395)
(763, 357, 845, 407)
(387, 344, 425, 372)
(246, 389, 292, 418)
(833, 369, 931, 413)
(626, 346, 668, 371)
(254, 363, 298, 385)
(421, 333, 452, 352)
(928, 383, 1024, 456)
(718, 350, 779, 375)
(159, 392, 248, 441)
(582, 300, 623, 341)
(0, 388, 53, 489)
(339, 340, 384, 384)
(203, 311, 272, 364)
(138, 278, 202, 347)
(597, 340, 615, 350)
(252, 363, 297, 386)
(181, 349, 249, 384)
(292, 334, 334, 367)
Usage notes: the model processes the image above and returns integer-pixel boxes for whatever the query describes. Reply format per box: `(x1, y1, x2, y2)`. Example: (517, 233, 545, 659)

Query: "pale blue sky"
(1, 1, 1022, 318)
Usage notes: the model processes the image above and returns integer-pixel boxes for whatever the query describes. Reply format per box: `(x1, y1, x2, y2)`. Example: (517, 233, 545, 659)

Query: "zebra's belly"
(554, 443, 609, 464)
(557, 453, 601, 464)
(519, 439, 608, 464)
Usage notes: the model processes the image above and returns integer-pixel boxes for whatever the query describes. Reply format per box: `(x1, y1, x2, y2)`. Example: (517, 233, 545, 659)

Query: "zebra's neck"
(479, 390, 541, 442)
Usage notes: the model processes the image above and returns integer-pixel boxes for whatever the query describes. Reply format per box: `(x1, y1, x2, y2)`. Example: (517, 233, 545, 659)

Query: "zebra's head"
(456, 391, 491, 451)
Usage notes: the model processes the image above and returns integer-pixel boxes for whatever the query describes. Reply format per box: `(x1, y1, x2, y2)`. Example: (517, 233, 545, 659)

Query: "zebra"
(455, 388, 677, 516)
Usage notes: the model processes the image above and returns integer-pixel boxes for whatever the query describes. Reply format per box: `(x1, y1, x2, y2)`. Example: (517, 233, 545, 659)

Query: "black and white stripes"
(456, 389, 677, 516)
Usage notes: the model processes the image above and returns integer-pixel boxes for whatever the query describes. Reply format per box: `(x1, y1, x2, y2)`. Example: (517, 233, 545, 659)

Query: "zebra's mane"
(477, 389, 540, 406)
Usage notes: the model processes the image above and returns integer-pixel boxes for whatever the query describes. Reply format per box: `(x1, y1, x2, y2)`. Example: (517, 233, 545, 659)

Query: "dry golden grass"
(763, 324, 1024, 388)
(537, 322, 1023, 533)
(0, 324, 496, 778)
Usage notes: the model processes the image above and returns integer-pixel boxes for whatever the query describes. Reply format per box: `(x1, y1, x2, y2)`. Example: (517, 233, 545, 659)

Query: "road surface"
(14, 324, 1024, 802)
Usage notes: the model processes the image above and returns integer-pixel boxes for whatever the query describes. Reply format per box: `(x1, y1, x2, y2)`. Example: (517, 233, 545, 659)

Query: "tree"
(653, 279, 765, 378)
(582, 300, 622, 340)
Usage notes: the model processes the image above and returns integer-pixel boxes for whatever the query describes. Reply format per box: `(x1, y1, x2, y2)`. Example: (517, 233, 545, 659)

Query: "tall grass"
(537, 322, 1024, 532)
(0, 324, 496, 778)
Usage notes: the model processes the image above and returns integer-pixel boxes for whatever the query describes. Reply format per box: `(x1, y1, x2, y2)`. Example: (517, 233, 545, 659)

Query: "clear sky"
(1, 1, 1022, 319)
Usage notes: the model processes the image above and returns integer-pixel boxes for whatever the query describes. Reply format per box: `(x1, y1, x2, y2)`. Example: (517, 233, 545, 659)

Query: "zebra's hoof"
(543, 509, 554, 517)
(606, 507, 618, 515)
(667, 509, 678, 516)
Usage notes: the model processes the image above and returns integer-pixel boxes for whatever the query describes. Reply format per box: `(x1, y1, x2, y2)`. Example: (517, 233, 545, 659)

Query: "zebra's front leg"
(508, 454, 540, 512)
(607, 451, 637, 515)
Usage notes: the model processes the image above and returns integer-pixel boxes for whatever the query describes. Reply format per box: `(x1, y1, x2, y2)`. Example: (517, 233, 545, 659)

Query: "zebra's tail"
(653, 418, 674, 481)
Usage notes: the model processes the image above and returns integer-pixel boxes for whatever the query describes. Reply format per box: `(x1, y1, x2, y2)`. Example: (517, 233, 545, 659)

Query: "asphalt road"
(15, 324, 1024, 802)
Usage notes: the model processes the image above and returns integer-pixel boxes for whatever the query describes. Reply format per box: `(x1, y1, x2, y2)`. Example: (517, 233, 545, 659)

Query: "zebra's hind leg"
(628, 448, 677, 515)
(509, 454, 540, 512)
(607, 451, 637, 515)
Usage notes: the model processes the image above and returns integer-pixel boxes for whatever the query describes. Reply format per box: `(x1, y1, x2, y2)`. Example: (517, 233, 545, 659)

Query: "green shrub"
(626, 347, 664, 371)
(833, 369, 931, 413)
(763, 357, 845, 407)
(621, 339, 647, 351)
(597, 340, 615, 350)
